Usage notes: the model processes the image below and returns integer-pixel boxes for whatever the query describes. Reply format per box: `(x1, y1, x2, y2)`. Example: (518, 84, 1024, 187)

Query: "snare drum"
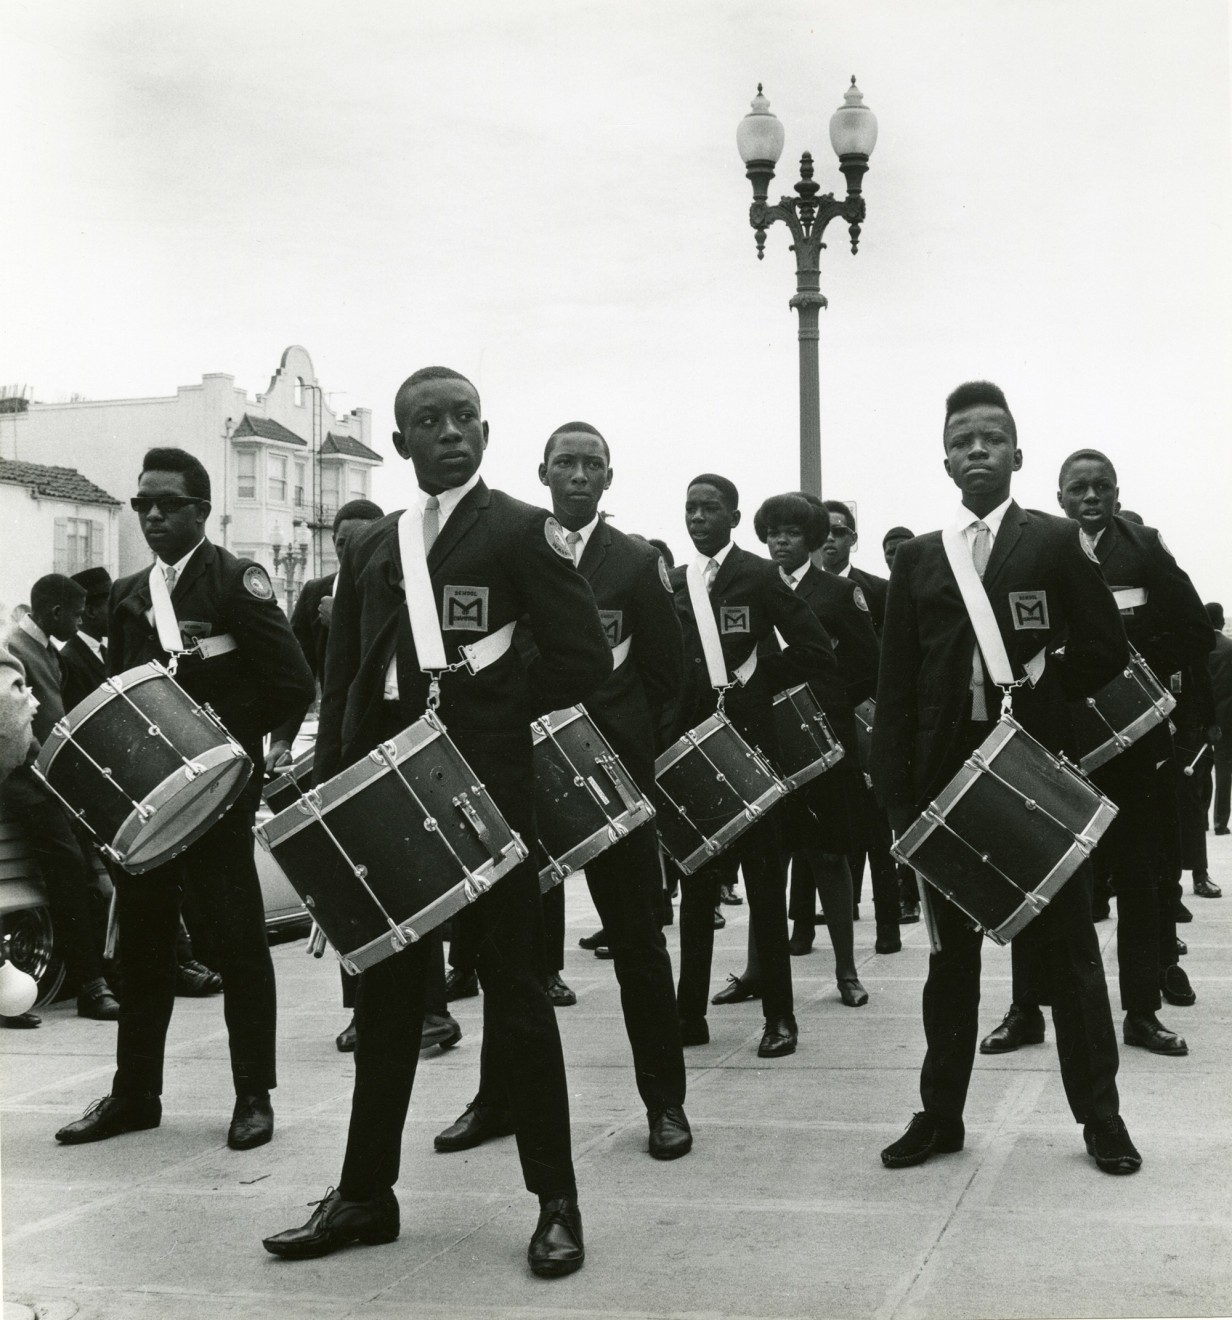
(1071, 648, 1177, 773)
(891, 715, 1117, 944)
(652, 712, 787, 875)
(255, 711, 529, 972)
(771, 684, 845, 790)
(263, 746, 315, 814)
(34, 663, 252, 874)
(532, 706, 655, 891)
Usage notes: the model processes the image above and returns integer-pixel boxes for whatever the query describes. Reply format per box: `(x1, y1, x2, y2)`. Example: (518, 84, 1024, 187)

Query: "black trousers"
(847, 781, 901, 934)
(921, 865, 1120, 1125)
(478, 823, 685, 1115)
(339, 858, 574, 1202)
(340, 933, 445, 1014)
(2, 767, 108, 991)
(1173, 725, 1211, 873)
(676, 811, 792, 1023)
(113, 802, 276, 1097)
(1213, 738, 1231, 832)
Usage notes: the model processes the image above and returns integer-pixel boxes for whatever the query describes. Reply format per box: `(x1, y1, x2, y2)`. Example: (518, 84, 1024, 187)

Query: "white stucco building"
(1, 347, 381, 600)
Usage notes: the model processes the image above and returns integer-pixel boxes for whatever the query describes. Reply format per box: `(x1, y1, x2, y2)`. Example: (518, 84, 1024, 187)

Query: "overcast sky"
(4, 0, 1230, 600)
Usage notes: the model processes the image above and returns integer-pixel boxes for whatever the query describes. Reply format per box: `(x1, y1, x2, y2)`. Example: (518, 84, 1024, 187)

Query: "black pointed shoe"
(979, 1004, 1045, 1054)
(1083, 1116, 1142, 1174)
(336, 1016, 357, 1052)
(56, 1093, 161, 1145)
(648, 1106, 693, 1160)
(1160, 964, 1196, 1007)
(1123, 1012, 1187, 1055)
(420, 1011, 463, 1051)
(838, 977, 869, 1007)
(444, 967, 479, 1000)
(263, 1187, 400, 1259)
(757, 1014, 798, 1058)
(528, 1197, 584, 1278)
(228, 1092, 274, 1149)
(434, 1101, 516, 1152)
(1193, 872, 1221, 898)
(881, 1112, 964, 1168)
(545, 973, 577, 1007)
(678, 1016, 709, 1047)
(711, 974, 760, 1005)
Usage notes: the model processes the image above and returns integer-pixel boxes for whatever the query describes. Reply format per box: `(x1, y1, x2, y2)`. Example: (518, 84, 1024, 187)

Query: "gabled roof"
(0, 459, 121, 507)
(232, 413, 307, 446)
(321, 433, 382, 463)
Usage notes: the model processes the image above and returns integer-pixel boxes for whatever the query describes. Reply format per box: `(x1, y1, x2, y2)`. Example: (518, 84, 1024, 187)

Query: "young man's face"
(1057, 458, 1118, 535)
(47, 599, 84, 643)
(819, 511, 855, 572)
(765, 523, 811, 575)
(883, 534, 910, 571)
(685, 483, 738, 557)
(943, 404, 1021, 505)
(134, 470, 209, 565)
(393, 377, 488, 494)
(539, 432, 612, 530)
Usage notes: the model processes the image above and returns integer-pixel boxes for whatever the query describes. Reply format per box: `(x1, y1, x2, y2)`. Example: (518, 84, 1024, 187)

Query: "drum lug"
(453, 792, 497, 855)
(369, 741, 399, 764)
(423, 816, 439, 832)
(1023, 798, 1037, 811)
(463, 872, 495, 902)
(182, 761, 206, 781)
(388, 924, 415, 949)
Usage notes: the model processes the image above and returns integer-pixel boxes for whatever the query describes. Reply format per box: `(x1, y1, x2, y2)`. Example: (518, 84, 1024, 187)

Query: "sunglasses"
(130, 495, 201, 515)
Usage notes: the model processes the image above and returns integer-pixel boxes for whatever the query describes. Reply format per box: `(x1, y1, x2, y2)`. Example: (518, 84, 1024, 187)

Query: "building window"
(294, 377, 304, 407)
(347, 466, 369, 501)
(268, 453, 288, 503)
(294, 461, 307, 507)
(236, 451, 256, 500)
(54, 517, 103, 576)
(320, 464, 341, 515)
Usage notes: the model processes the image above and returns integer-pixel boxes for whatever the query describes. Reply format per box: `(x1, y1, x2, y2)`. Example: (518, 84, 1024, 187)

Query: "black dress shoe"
(444, 967, 479, 1000)
(1091, 900, 1111, 922)
(229, 1092, 274, 1149)
(1123, 1011, 1187, 1055)
(176, 959, 223, 996)
(2, 1011, 40, 1028)
(77, 982, 120, 1020)
(979, 1004, 1045, 1054)
(788, 923, 814, 956)
(434, 1101, 516, 1152)
(1215, 825, 1230, 836)
(711, 974, 760, 1006)
(578, 929, 607, 950)
(1175, 899, 1193, 923)
(1193, 873, 1222, 898)
(420, 1011, 463, 1051)
(838, 977, 869, 1007)
(1176, 936, 1188, 958)
(899, 900, 921, 924)
(719, 884, 743, 906)
(56, 1093, 161, 1144)
(1083, 1116, 1142, 1174)
(875, 929, 902, 954)
(757, 1014, 797, 1058)
(545, 973, 577, 1007)
(712, 906, 726, 929)
(336, 1016, 357, 1052)
(528, 1197, 584, 1278)
(263, 1187, 399, 1259)
(1160, 964, 1196, 1007)
(881, 1111, 964, 1168)
(593, 946, 614, 960)
(648, 1106, 693, 1160)
(678, 1016, 709, 1046)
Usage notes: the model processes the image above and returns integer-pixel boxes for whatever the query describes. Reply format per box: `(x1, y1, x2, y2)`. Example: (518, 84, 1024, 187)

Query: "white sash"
(686, 563, 731, 690)
(397, 506, 447, 671)
(1113, 587, 1147, 611)
(940, 526, 1015, 687)
(611, 635, 633, 669)
(148, 563, 186, 656)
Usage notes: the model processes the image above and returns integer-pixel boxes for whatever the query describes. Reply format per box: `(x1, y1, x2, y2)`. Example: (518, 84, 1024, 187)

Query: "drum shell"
(893, 718, 1116, 944)
(263, 747, 315, 814)
(652, 712, 785, 874)
(1071, 650, 1177, 773)
(34, 664, 252, 873)
(771, 684, 845, 790)
(255, 715, 528, 971)
(531, 706, 654, 891)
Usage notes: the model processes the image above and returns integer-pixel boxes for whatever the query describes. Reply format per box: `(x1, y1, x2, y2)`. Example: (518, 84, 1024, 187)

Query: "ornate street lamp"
(270, 520, 309, 615)
(737, 79, 878, 495)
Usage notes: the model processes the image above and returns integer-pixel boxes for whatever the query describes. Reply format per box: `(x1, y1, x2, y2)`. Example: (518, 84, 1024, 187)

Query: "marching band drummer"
(873, 381, 1142, 1176)
(56, 448, 316, 1148)
(262, 368, 611, 1278)
(433, 420, 692, 1162)
(669, 474, 834, 1059)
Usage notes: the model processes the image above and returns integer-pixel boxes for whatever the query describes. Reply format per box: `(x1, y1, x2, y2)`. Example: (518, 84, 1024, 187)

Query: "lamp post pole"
(737, 80, 878, 496)
(270, 524, 309, 616)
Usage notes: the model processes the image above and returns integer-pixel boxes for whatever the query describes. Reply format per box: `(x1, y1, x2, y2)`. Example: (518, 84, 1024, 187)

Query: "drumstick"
(916, 874, 942, 955)
(1182, 744, 1209, 778)
(307, 923, 328, 958)
(103, 889, 119, 962)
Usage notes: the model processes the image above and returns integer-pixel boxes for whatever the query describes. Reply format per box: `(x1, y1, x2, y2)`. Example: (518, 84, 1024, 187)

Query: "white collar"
(79, 631, 105, 662)
(834, 562, 852, 578)
(693, 540, 735, 575)
(953, 496, 1012, 541)
(418, 472, 481, 529)
(18, 615, 50, 649)
(558, 513, 600, 564)
(780, 560, 810, 590)
(1080, 524, 1107, 558)
(156, 539, 205, 578)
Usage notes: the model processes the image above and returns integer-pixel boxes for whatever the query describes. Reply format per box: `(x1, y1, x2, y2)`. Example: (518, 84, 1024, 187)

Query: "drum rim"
(1077, 697, 1176, 773)
(538, 800, 655, 889)
(654, 710, 734, 776)
(258, 716, 445, 847)
(670, 781, 786, 875)
(114, 742, 252, 873)
(35, 661, 171, 773)
(783, 747, 846, 790)
(530, 704, 587, 744)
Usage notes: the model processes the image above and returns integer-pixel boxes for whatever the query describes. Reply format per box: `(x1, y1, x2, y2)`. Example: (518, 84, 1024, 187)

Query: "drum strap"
(611, 635, 633, 669)
(1113, 587, 1147, 611)
(148, 564, 188, 657)
(685, 564, 756, 690)
(397, 507, 448, 670)
(940, 527, 1015, 688)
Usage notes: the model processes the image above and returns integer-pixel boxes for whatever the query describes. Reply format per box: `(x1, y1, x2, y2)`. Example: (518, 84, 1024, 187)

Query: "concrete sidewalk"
(4, 837, 1231, 1320)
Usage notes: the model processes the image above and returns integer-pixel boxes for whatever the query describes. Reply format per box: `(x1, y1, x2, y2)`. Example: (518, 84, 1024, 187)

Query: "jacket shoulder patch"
(853, 586, 870, 612)
(544, 517, 573, 559)
(658, 556, 673, 592)
(243, 565, 274, 600)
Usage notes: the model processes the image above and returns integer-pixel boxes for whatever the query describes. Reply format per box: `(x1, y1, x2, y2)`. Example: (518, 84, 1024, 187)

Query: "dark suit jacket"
(270, 571, 334, 746)
(109, 539, 316, 807)
(6, 625, 66, 747)
(572, 521, 684, 788)
(668, 543, 835, 765)
(847, 564, 889, 634)
(1092, 515, 1214, 728)
(316, 482, 612, 809)
(58, 633, 107, 714)
(871, 502, 1128, 826)
(1210, 631, 1232, 739)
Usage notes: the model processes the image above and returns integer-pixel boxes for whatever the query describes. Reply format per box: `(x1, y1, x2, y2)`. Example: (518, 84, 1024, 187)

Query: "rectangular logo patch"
(1008, 591, 1050, 631)
(598, 610, 623, 647)
(442, 585, 489, 632)
(720, 605, 750, 635)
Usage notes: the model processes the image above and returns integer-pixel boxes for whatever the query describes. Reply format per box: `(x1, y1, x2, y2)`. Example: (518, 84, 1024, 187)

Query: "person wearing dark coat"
(262, 367, 611, 1279)
(59, 566, 111, 712)
(434, 420, 691, 1163)
(667, 474, 834, 1060)
(55, 448, 315, 1151)
(1208, 603, 1232, 836)
(873, 381, 1141, 1177)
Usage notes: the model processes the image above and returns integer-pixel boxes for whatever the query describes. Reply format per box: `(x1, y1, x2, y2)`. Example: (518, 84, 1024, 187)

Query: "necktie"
(565, 530, 582, 565)
(422, 496, 440, 556)
(163, 564, 178, 593)
(970, 520, 992, 719)
(703, 558, 718, 592)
